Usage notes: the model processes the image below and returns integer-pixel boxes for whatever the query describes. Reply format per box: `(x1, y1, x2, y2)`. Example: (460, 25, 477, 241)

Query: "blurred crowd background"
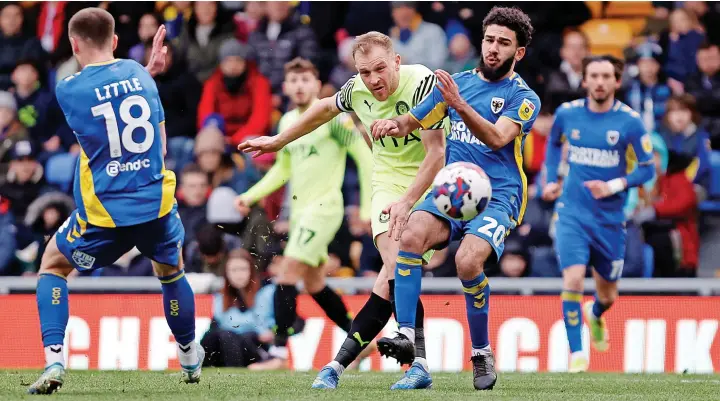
(2, 0, 720, 284)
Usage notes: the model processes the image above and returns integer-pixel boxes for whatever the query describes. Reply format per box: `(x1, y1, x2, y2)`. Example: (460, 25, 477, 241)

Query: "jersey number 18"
(91, 95, 155, 158)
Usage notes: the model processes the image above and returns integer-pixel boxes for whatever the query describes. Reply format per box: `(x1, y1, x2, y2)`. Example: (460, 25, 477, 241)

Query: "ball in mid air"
(431, 162, 492, 221)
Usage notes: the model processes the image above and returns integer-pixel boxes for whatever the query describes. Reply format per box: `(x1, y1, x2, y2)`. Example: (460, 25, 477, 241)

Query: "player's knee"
(303, 270, 326, 294)
(276, 258, 307, 285)
(398, 224, 427, 254)
(455, 250, 484, 281)
(562, 266, 586, 292)
(39, 239, 73, 277)
(153, 262, 181, 278)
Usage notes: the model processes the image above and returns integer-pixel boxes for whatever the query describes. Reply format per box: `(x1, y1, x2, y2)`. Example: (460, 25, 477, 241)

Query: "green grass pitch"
(2, 370, 720, 400)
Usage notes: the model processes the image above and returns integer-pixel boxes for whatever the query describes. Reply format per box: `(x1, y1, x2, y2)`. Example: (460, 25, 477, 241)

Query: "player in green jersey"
(234, 58, 374, 370)
(238, 32, 445, 390)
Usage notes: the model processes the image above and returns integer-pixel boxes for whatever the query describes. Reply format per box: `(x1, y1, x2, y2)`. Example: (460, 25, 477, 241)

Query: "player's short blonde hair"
(351, 31, 395, 60)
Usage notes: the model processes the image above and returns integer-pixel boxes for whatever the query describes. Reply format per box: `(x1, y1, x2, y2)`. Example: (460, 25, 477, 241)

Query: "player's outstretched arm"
(237, 95, 341, 157)
(370, 114, 422, 140)
(385, 128, 445, 240)
(235, 150, 291, 213)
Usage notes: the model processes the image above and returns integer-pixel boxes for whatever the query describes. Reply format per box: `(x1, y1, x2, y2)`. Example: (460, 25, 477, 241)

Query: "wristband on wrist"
(607, 178, 626, 195)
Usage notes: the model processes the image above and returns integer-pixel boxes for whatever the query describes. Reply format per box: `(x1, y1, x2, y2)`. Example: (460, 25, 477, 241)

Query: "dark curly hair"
(482, 6, 534, 48)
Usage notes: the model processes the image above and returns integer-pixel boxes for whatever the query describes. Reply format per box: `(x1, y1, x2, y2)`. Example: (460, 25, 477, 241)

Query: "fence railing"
(3, 276, 720, 296)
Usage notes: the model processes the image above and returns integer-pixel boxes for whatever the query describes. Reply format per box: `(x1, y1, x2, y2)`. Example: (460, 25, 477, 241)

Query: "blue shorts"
(414, 195, 516, 262)
(56, 205, 185, 271)
(554, 213, 626, 282)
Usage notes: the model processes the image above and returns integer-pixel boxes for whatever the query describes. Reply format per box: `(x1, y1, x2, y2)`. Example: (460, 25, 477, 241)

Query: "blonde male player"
(235, 58, 373, 370)
(239, 32, 445, 390)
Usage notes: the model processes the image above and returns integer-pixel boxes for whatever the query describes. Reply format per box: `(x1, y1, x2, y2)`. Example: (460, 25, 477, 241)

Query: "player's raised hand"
(370, 119, 400, 139)
(435, 69, 465, 110)
(146, 24, 168, 77)
(584, 180, 613, 199)
(237, 136, 282, 157)
(383, 198, 413, 241)
(541, 182, 562, 202)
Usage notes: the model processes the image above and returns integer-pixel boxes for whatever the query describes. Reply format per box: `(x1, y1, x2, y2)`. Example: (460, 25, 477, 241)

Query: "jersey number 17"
(91, 95, 155, 158)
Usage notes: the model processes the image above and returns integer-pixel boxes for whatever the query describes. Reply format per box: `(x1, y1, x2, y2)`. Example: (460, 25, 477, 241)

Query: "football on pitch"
(431, 162, 491, 221)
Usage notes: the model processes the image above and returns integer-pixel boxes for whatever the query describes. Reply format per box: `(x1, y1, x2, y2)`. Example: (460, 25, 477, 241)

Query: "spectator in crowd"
(496, 237, 530, 278)
(129, 12, 162, 63)
(0, 195, 16, 275)
(161, 1, 192, 40)
(248, 1, 318, 101)
(197, 38, 271, 146)
(389, 1, 447, 71)
(201, 249, 277, 368)
(234, 1, 265, 43)
(444, 23, 478, 74)
(146, 41, 201, 139)
(634, 151, 699, 277)
(321, 37, 356, 98)
(656, 94, 711, 188)
(624, 42, 671, 133)
(0, 3, 45, 90)
(684, 41, 720, 146)
(544, 29, 589, 110)
(0, 140, 50, 223)
(185, 222, 241, 275)
(104, 2, 156, 59)
(11, 59, 73, 156)
(662, 8, 705, 90)
(193, 124, 260, 194)
(20, 191, 74, 274)
(175, 1, 234, 83)
(177, 163, 210, 260)
(0, 91, 28, 182)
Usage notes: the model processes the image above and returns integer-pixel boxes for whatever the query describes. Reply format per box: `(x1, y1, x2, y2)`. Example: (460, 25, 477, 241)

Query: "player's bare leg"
(562, 265, 588, 373)
(584, 269, 617, 353)
(28, 235, 73, 395)
(152, 257, 204, 383)
(313, 231, 432, 389)
(378, 211, 447, 362)
(454, 235, 497, 390)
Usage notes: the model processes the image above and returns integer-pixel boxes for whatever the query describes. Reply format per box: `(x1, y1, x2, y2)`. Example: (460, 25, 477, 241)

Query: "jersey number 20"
(91, 95, 154, 158)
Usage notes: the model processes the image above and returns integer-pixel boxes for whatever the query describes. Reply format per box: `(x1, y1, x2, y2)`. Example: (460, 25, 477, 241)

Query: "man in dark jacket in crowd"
(146, 41, 202, 139)
(248, 1, 318, 99)
(0, 3, 45, 90)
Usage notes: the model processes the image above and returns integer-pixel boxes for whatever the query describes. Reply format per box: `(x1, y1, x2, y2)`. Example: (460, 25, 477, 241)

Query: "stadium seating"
(604, 1, 654, 18)
(579, 19, 634, 58)
(699, 151, 720, 212)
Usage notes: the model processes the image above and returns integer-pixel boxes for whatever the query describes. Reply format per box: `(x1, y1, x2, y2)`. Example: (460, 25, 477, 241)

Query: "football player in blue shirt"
(28, 8, 203, 395)
(371, 7, 540, 390)
(541, 55, 655, 373)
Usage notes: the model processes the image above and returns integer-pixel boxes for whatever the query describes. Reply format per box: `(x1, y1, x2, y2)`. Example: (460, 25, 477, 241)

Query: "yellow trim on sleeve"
(418, 102, 448, 130)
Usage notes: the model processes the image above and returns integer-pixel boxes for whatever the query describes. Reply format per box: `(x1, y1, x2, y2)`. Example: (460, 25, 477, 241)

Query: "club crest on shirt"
(606, 130, 620, 146)
(490, 97, 504, 114)
(395, 101, 410, 115)
(518, 98, 535, 121)
(379, 211, 390, 223)
(72, 250, 96, 269)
